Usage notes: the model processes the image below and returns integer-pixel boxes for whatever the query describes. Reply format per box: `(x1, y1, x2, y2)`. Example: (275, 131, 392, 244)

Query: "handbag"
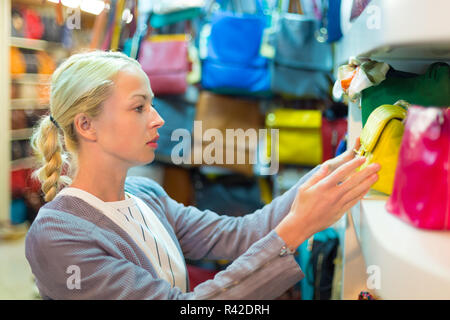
(153, 95, 196, 161)
(201, 0, 271, 95)
(138, 34, 189, 95)
(192, 170, 265, 217)
(193, 91, 264, 176)
(386, 106, 450, 230)
(270, 0, 333, 98)
(361, 62, 450, 126)
(265, 109, 323, 166)
(295, 228, 339, 300)
(356, 104, 407, 195)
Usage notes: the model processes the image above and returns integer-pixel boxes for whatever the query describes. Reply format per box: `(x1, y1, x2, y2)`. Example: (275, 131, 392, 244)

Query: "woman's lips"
(146, 136, 159, 148)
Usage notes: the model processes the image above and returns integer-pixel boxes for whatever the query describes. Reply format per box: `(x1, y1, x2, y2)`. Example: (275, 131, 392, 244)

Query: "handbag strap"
(285, 0, 303, 14)
(219, 0, 266, 15)
(89, 1, 109, 49)
(110, 0, 126, 51)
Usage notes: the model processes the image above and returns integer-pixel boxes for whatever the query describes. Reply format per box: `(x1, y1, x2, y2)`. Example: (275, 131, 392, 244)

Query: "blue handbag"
(201, 0, 271, 95)
(271, 0, 333, 98)
(153, 95, 196, 162)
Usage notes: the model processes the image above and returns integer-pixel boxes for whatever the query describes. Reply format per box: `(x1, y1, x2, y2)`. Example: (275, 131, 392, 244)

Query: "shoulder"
(124, 176, 168, 199)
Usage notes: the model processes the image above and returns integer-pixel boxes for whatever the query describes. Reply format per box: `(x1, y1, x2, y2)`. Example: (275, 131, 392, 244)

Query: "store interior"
(0, 0, 449, 300)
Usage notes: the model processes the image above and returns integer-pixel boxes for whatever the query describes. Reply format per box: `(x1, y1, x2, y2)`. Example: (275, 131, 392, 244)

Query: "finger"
(339, 173, 378, 206)
(339, 185, 372, 214)
(325, 156, 367, 186)
(353, 137, 361, 152)
(338, 162, 381, 195)
(301, 164, 329, 190)
(342, 137, 361, 161)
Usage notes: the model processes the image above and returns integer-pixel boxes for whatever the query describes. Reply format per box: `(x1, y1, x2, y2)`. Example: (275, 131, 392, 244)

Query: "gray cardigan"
(25, 166, 319, 300)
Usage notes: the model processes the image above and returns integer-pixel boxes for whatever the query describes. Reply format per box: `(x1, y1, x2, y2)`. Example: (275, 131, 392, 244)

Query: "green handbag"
(361, 62, 450, 126)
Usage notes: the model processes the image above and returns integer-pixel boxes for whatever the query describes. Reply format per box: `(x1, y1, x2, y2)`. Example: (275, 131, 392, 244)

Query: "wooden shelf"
(11, 156, 36, 171)
(11, 98, 49, 110)
(11, 128, 33, 141)
(10, 36, 64, 51)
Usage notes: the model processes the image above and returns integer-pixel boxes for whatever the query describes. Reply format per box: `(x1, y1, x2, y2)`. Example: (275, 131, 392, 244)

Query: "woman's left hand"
(322, 137, 361, 175)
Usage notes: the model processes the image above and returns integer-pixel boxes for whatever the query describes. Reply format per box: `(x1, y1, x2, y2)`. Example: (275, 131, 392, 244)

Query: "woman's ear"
(73, 113, 97, 142)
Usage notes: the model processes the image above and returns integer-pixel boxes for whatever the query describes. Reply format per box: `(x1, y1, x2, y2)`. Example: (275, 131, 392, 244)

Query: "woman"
(25, 50, 380, 299)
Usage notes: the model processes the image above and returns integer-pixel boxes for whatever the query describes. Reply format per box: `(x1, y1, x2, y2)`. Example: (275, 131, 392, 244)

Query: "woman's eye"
(135, 105, 144, 113)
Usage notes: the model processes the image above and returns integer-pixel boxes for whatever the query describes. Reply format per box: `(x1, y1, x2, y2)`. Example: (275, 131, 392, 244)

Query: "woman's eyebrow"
(130, 93, 153, 101)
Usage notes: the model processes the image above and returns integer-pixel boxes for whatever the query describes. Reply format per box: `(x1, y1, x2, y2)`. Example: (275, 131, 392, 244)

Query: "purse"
(201, 0, 271, 95)
(153, 95, 196, 161)
(265, 109, 323, 166)
(361, 62, 450, 126)
(386, 106, 450, 230)
(270, 0, 333, 98)
(356, 104, 407, 195)
(193, 91, 264, 176)
(138, 34, 189, 95)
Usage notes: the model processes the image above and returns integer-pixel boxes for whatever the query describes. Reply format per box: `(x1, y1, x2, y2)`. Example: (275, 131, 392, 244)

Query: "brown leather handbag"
(193, 91, 264, 176)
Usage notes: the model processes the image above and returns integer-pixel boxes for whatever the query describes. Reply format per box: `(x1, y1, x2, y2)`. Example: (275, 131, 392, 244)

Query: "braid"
(30, 116, 71, 202)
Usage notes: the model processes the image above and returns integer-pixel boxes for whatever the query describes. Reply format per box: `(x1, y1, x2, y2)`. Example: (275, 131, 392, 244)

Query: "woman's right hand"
(275, 157, 381, 251)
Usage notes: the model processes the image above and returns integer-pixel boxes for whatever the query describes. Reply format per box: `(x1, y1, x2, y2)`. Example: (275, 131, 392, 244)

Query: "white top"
(56, 187, 187, 292)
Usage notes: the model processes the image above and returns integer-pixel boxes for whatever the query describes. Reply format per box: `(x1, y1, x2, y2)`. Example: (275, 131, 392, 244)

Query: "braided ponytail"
(30, 115, 72, 202)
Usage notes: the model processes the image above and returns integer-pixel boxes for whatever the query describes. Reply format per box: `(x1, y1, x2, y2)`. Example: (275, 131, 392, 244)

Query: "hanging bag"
(386, 106, 450, 230)
(201, 0, 271, 95)
(270, 0, 333, 98)
(265, 108, 323, 166)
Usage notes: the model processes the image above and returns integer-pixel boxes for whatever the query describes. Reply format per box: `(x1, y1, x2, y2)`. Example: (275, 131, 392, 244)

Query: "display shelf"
(351, 196, 450, 299)
(11, 156, 35, 171)
(11, 128, 33, 141)
(11, 98, 49, 110)
(10, 36, 61, 52)
(335, 0, 450, 66)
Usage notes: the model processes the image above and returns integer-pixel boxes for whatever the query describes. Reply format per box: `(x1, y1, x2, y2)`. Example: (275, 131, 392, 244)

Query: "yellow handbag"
(266, 109, 322, 166)
(357, 104, 408, 195)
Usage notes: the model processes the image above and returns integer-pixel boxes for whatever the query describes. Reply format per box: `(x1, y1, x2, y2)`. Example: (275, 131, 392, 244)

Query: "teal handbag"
(150, 7, 202, 28)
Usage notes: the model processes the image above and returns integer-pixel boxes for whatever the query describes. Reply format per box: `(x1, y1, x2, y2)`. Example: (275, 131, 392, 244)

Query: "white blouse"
(56, 187, 187, 292)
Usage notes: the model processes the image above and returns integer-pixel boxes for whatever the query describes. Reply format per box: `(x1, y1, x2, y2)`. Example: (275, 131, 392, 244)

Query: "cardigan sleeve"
(145, 165, 321, 261)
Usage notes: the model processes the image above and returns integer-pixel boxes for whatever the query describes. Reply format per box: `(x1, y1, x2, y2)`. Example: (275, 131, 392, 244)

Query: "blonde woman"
(25, 50, 380, 300)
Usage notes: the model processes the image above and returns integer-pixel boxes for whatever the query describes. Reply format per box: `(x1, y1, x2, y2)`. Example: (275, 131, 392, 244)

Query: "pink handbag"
(138, 35, 189, 95)
(386, 106, 450, 230)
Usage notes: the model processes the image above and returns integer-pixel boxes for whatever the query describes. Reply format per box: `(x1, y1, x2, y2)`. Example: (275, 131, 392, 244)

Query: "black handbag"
(192, 170, 265, 217)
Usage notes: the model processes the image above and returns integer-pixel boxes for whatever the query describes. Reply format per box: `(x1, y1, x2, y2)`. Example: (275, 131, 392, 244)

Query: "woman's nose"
(149, 107, 165, 129)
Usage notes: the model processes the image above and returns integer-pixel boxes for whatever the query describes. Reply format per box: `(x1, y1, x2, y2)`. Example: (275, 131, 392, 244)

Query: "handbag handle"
(288, 0, 303, 14)
(89, 0, 109, 49)
(218, 0, 266, 15)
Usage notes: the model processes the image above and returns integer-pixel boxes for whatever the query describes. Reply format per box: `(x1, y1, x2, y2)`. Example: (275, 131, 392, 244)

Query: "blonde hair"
(30, 50, 143, 202)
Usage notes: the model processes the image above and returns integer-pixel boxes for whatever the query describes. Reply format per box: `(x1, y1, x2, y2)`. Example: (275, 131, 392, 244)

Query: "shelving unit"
(0, 0, 11, 223)
(0, 0, 98, 226)
(336, 0, 450, 299)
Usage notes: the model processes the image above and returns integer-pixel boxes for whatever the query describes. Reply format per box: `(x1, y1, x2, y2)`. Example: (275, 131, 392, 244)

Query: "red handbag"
(321, 117, 347, 161)
(138, 34, 189, 95)
(386, 106, 450, 230)
(22, 8, 44, 40)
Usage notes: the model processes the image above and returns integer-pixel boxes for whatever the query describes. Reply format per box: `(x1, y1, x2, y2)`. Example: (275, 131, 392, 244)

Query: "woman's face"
(92, 66, 164, 167)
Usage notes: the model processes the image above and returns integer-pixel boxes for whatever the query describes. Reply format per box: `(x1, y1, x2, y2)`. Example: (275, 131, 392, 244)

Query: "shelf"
(335, 0, 450, 66)
(11, 98, 49, 110)
(350, 194, 450, 299)
(10, 36, 66, 51)
(11, 73, 51, 84)
(11, 157, 35, 171)
(11, 128, 33, 141)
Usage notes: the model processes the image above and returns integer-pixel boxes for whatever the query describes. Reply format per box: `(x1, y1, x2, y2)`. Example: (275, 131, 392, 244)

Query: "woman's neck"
(70, 166, 129, 202)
